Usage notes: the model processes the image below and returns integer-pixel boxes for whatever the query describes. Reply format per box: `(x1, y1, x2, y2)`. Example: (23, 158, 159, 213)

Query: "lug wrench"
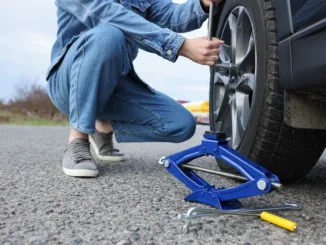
(179, 203, 301, 233)
(208, 2, 214, 41)
(178, 203, 302, 219)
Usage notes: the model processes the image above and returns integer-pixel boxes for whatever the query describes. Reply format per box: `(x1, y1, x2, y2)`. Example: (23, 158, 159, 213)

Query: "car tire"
(209, 0, 325, 183)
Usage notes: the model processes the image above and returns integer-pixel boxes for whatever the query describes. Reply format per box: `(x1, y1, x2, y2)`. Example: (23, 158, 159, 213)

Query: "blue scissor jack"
(160, 131, 281, 210)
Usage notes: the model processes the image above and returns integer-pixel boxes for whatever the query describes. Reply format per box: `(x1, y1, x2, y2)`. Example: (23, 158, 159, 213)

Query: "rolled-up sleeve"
(146, 0, 209, 33)
(57, 0, 186, 62)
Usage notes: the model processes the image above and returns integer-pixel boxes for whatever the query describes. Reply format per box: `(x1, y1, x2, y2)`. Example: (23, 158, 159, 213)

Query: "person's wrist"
(201, 0, 209, 8)
(200, 0, 210, 13)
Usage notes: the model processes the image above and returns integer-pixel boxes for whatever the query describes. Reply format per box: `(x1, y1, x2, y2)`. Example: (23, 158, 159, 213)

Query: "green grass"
(8, 119, 69, 126)
(0, 110, 68, 126)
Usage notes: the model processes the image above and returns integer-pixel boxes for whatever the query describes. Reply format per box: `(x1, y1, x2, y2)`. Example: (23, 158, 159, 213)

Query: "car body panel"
(275, 0, 326, 91)
(291, 0, 326, 31)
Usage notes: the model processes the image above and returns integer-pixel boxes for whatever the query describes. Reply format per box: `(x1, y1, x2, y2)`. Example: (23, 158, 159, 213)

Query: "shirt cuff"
(162, 33, 186, 63)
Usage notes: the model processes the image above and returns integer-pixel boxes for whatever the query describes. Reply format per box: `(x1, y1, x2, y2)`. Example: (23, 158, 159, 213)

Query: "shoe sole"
(89, 137, 126, 162)
(63, 166, 99, 177)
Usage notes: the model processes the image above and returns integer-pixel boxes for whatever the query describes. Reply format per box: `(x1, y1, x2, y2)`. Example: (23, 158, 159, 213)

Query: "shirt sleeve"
(146, 0, 209, 33)
(57, 0, 186, 62)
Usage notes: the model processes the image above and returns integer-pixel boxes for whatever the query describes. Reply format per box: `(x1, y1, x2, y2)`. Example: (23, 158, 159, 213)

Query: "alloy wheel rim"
(212, 6, 257, 149)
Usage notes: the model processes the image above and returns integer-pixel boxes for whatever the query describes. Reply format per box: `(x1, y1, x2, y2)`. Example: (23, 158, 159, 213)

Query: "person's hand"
(201, 0, 223, 8)
(178, 37, 224, 66)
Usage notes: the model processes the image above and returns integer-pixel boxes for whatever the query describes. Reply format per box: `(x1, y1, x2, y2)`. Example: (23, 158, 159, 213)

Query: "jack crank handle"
(208, 2, 214, 41)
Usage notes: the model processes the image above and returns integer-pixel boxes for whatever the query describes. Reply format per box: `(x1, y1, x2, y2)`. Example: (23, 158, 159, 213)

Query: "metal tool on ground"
(178, 203, 302, 219)
(179, 204, 300, 233)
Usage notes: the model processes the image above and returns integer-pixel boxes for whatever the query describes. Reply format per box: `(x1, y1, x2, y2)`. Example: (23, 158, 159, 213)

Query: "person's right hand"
(178, 37, 224, 66)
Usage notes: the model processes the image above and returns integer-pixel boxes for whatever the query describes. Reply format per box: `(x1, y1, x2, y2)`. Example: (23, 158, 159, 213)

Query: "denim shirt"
(46, 0, 209, 80)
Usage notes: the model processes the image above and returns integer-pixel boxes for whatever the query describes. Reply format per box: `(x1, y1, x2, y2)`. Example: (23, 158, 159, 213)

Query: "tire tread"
(248, 0, 325, 182)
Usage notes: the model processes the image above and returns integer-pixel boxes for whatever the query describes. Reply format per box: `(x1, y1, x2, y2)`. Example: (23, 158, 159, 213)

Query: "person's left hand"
(201, 0, 223, 8)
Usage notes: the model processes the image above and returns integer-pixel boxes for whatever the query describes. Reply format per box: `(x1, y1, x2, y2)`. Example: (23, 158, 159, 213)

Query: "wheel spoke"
(213, 71, 229, 123)
(237, 32, 255, 73)
(219, 102, 232, 135)
(228, 13, 238, 63)
(214, 70, 230, 86)
(219, 12, 236, 64)
(229, 95, 242, 148)
(214, 89, 230, 123)
(236, 74, 255, 93)
(235, 8, 253, 65)
(235, 92, 249, 138)
(219, 44, 231, 63)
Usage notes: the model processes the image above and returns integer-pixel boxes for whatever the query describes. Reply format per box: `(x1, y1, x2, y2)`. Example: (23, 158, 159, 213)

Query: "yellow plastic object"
(260, 212, 297, 232)
(183, 100, 209, 113)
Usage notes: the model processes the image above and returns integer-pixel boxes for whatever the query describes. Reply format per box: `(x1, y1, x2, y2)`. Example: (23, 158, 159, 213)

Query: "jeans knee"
(165, 110, 196, 143)
(176, 116, 196, 142)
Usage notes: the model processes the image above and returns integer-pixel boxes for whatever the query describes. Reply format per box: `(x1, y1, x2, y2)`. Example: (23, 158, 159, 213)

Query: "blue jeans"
(47, 24, 196, 143)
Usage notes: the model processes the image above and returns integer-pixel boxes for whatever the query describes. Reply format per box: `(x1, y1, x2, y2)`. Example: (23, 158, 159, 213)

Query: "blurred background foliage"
(0, 78, 67, 125)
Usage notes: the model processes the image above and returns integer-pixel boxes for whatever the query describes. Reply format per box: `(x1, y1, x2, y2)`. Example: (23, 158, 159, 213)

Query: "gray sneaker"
(62, 138, 99, 177)
(89, 130, 125, 162)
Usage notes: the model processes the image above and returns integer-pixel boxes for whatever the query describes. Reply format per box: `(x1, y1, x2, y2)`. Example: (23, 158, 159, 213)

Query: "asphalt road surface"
(1, 125, 326, 245)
